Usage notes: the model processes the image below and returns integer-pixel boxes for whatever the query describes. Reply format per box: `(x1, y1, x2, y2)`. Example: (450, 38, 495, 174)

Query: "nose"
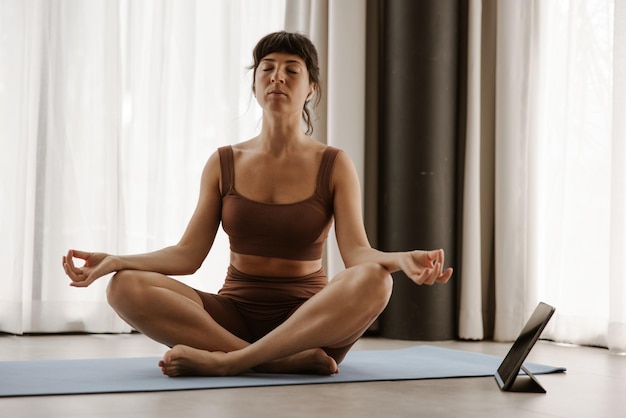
(270, 68, 285, 83)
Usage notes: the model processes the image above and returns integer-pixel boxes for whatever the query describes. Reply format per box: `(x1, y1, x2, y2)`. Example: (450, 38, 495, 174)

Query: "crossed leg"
(107, 268, 337, 374)
(107, 262, 393, 377)
(106, 269, 249, 352)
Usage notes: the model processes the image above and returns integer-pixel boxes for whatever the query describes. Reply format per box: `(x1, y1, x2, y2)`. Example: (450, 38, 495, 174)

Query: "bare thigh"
(107, 270, 204, 307)
(107, 270, 257, 351)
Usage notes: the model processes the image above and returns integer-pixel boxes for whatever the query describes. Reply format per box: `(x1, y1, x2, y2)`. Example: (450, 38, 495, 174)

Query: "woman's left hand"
(398, 249, 453, 285)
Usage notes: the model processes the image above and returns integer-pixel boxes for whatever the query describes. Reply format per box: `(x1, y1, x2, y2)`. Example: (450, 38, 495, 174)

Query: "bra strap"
(317, 146, 341, 200)
(218, 146, 235, 197)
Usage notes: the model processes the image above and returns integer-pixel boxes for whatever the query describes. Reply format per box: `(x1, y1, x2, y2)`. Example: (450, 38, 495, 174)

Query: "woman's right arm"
(63, 151, 223, 287)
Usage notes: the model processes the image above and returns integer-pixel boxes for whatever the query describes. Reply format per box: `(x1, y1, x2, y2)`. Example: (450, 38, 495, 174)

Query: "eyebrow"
(260, 58, 304, 66)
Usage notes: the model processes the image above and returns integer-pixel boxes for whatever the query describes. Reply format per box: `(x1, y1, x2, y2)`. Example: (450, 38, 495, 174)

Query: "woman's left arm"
(331, 151, 452, 285)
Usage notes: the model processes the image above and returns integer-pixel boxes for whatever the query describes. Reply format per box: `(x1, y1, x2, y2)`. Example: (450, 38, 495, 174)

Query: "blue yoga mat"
(0, 345, 565, 397)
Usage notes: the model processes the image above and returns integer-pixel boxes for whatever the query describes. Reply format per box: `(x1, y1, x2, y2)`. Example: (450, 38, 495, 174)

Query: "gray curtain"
(366, 0, 465, 340)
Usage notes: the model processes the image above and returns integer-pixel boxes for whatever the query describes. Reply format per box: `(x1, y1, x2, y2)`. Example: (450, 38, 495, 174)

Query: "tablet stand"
(504, 365, 547, 393)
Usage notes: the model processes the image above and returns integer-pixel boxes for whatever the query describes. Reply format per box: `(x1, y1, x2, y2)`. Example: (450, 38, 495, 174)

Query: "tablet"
(494, 302, 556, 393)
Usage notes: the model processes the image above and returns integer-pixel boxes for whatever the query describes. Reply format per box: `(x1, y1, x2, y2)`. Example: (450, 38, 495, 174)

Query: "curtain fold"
(458, 0, 496, 340)
(492, 0, 542, 341)
(608, 0, 626, 353)
(1, 0, 285, 334)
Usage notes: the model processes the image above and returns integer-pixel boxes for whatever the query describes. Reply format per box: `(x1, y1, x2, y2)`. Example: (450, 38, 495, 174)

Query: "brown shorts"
(194, 265, 328, 343)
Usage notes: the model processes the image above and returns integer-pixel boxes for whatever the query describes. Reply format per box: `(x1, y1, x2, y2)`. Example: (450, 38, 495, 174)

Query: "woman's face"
(254, 52, 315, 116)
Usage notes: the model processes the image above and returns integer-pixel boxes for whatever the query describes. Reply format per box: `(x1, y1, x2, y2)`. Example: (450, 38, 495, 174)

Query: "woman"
(62, 31, 453, 377)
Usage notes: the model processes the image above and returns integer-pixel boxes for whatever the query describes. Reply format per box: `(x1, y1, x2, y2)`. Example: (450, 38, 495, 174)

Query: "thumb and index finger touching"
(62, 249, 96, 287)
(425, 249, 453, 283)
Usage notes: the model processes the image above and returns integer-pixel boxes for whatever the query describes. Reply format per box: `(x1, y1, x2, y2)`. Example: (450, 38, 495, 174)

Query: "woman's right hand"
(62, 249, 121, 287)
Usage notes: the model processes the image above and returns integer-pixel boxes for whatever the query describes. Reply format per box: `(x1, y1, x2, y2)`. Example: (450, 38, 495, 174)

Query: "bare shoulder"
(330, 147, 354, 172)
(199, 149, 222, 190)
(329, 148, 359, 188)
(203, 149, 221, 172)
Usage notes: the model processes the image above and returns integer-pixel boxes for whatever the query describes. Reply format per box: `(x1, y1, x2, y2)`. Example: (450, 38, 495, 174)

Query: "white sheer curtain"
(460, 0, 626, 352)
(0, 0, 285, 334)
(535, 0, 626, 352)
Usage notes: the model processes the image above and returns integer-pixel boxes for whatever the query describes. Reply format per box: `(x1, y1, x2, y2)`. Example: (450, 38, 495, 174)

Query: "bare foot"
(255, 348, 339, 375)
(159, 345, 338, 377)
(159, 345, 232, 377)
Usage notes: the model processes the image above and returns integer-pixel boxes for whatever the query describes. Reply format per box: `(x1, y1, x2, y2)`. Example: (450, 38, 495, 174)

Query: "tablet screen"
(495, 302, 555, 390)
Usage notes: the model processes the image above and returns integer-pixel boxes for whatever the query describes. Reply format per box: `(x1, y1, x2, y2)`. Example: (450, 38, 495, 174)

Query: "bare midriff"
(229, 252, 323, 277)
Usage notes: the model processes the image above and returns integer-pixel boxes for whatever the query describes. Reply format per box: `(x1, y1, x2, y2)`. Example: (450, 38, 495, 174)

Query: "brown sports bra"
(219, 145, 341, 261)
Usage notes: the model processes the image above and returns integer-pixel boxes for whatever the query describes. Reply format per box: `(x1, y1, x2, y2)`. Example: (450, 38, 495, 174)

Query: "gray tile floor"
(0, 333, 624, 417)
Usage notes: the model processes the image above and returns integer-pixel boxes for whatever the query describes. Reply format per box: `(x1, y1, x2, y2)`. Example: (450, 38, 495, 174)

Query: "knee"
(106, 270, 140, 309)
(351, 263, 393, 312)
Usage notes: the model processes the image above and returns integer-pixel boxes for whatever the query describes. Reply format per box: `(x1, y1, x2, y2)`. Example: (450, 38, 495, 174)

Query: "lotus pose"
(62, 31, 453, 377)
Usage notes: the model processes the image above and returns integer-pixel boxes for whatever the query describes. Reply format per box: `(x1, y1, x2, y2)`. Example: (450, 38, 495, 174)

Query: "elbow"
(174, 243, 208, 275)
(185, 259, 203, 275)
(176, 264, 200, 276)
(189, 251, 209, 274)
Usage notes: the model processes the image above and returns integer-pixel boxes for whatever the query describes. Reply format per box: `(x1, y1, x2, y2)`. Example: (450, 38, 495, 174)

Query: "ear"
(307, 83, 317, 101)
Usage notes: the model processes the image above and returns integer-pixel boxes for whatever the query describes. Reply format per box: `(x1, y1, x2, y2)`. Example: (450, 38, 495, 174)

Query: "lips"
(268, 90, 287, 96)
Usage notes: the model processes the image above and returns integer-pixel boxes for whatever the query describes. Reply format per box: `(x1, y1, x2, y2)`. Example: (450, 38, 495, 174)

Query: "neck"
(258, 113, 308, 153)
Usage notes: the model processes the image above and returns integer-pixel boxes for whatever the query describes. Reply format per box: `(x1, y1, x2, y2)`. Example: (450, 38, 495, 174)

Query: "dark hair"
(250, 31, 321, 136)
